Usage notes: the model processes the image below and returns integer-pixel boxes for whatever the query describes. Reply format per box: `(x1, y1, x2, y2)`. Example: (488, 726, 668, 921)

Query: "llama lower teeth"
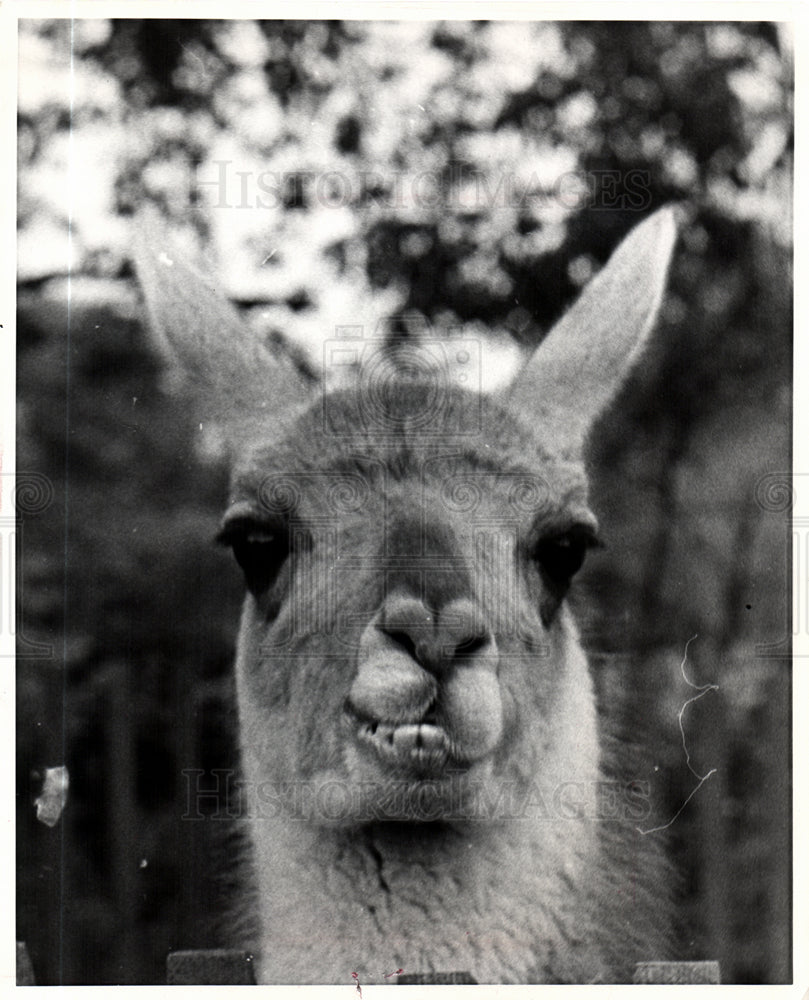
(358, 720, 450, 764)
(392, 723, 448, 756)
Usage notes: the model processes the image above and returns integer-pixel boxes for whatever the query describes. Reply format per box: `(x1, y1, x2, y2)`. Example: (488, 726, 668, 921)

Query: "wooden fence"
(17, 942, 720, 985)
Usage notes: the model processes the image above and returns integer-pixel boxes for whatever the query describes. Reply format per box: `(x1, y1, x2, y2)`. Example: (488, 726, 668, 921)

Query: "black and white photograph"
(11, 9, 796, 988)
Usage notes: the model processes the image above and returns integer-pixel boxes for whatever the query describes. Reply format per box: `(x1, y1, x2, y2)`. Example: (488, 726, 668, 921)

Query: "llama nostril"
(376, 594, 496, 674)
(453, 633, 490, 659)
(386, 630, 419, 661)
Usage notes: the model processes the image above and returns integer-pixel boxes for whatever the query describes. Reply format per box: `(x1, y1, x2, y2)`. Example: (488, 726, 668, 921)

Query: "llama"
(133, 206, 677, 984)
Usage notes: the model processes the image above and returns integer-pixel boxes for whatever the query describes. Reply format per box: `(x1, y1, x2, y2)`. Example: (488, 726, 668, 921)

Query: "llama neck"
(250, 812, 605, 984)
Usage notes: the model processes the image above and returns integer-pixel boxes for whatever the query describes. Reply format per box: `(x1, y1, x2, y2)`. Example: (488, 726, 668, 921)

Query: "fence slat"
(396, 971, 477, 984)
(634, 961, 721, 984)
(167, 949, 255, 984)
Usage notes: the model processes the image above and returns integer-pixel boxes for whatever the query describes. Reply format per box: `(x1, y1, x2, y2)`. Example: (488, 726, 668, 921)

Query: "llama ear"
(505, 207, 677, 452)
(132, 206, 313, 439)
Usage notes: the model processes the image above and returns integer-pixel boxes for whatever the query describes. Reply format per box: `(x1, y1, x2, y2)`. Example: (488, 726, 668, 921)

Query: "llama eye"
(216, 520, 290, 594)
(534, 526, 598, 585)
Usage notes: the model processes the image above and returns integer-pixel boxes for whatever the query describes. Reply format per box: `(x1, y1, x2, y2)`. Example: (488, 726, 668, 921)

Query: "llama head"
(134, 208, 676, 828)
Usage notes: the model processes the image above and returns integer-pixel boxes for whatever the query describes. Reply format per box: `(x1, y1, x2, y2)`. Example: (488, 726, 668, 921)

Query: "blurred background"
(16, 19, 792, 984)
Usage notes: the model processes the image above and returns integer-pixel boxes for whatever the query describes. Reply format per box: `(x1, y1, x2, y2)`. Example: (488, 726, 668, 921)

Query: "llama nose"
(379, 594, 496, 675)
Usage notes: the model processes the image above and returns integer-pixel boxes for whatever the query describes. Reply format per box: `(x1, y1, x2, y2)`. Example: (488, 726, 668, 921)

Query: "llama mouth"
(353, 716, 454, 772)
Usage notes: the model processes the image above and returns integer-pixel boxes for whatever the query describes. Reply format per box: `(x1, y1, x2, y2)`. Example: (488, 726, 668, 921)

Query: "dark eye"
(534, 525, 599, 585)
(216, 519, 290, 595)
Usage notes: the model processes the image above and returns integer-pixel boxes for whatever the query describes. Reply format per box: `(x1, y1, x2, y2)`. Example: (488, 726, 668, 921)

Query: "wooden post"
(17, 942, 36, 986)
